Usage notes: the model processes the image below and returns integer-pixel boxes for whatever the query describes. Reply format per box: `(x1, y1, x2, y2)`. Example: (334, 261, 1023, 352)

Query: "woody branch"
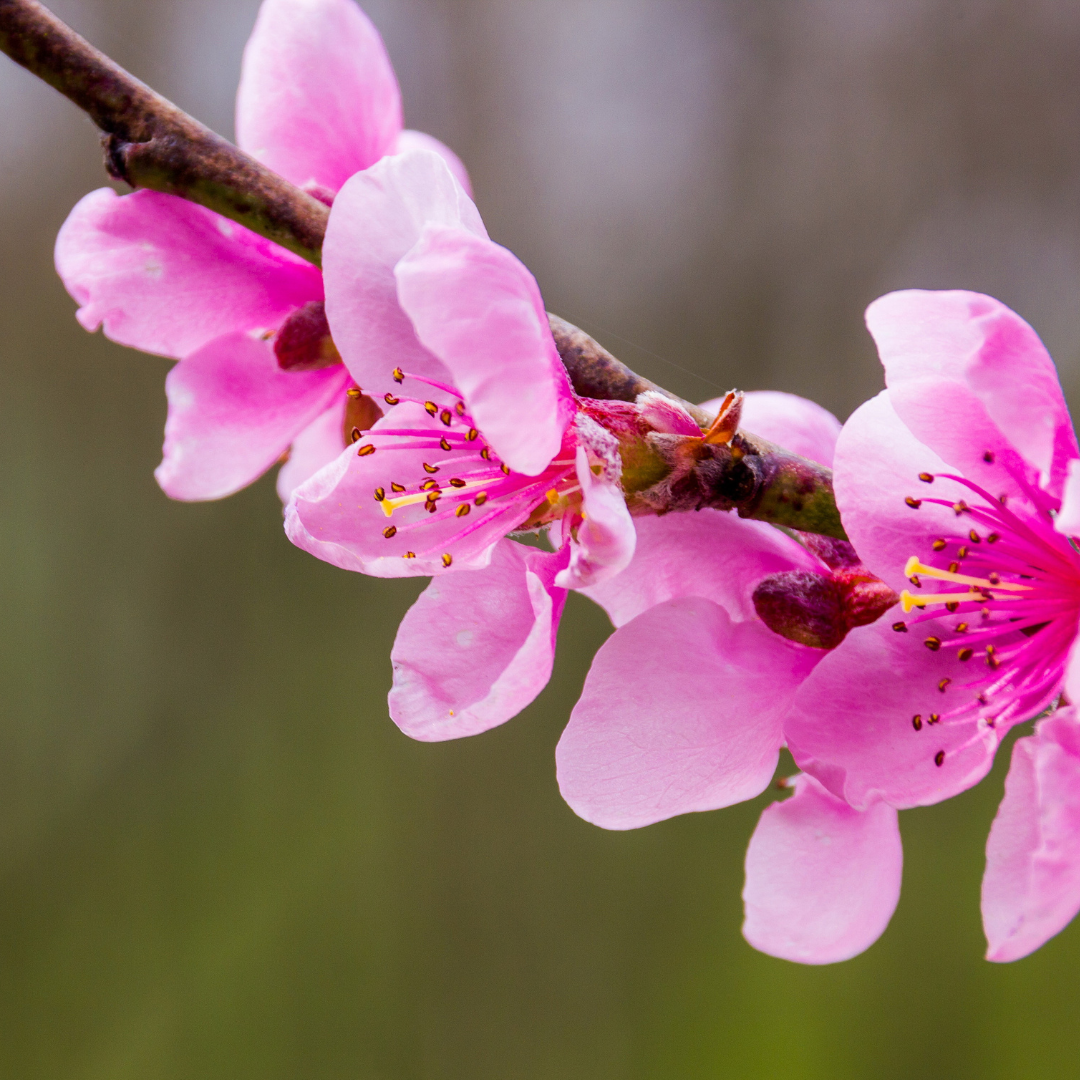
(0, 0, 846, 540)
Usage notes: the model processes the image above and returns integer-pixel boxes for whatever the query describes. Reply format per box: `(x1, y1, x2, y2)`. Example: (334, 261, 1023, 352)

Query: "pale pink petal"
(323, 150, 486, 398)
(1054, 460, 1080, 537)
(582, 508, 823, 628)
(55, 188, 322, 359)
(393, 130, 472, 197)
(236, 0, 401, 192)
(635, 391, 702, 436)
(286, 402, 523, 577)
(742, 774, 902, 964)
(276, 393, 347, 502)
(556, 597, 818, 829)
(389, 541, 568, 741)
(554, 445, 636, 589)
(867, 290, 1079, 500)
(156, 332, 349, 501)
(983, 709, 1080, 962)
(785, 615, 1004, 810)
(834, 391, 968, 594)
(700, 390, 842, 467)
(395, 225, 573, 475)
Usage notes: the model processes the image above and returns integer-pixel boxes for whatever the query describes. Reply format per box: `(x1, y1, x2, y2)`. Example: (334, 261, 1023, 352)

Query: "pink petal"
(323, 150, 486, 398)
(867, 290, 1079, 500)
(742, 774, 902, 964)
(554, 445, 636, 589)
(285, 401, 524, 577)
(395, 225, 573, 475)
(389, 541, 568, 741)
(983, 709, 1080, 962)
(1054, 459, 1080, 537)
(276, 393, 347, 503)
(834, 391, 967, 594)
(784, 615, 1002, 810)
(701, 390, 842, 467)
(582, 507, 824, 628)
(236, 0, 401, 193)
(156, 332, 349, 501)
(556, 597, 818, 830)
(55, 188, 322, 359)
(394, 130, 472, 197)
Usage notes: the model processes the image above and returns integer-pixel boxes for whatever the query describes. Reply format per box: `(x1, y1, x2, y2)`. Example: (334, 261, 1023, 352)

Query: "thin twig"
(0, 0, 845, 538)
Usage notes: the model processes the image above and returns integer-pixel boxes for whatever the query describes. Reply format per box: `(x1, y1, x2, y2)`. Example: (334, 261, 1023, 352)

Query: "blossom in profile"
(553, 394, 898, 839)
(287, 148, 640, 739)
(54, 0, 469, 503)
(747, 290, 1080, 964)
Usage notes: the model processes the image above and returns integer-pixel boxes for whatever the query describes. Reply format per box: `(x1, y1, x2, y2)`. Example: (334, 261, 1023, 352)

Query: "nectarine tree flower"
(54, 0, 469, 503)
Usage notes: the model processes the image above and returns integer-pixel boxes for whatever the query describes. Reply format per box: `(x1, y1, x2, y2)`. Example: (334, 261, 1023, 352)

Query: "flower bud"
(274, 301, 343, 371)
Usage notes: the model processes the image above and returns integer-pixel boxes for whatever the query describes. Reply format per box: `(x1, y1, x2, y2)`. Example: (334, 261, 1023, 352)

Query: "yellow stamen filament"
(381, 478, 492, 517)
(900, 557, 1031, 612)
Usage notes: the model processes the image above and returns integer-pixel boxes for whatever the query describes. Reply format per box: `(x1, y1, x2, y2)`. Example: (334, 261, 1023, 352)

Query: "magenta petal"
(785, 615, 1001, 810)
(742, 774, 902, 964)
(556, 597, 818, 830)
(323, 151, 487, 398)
(701, 390, 842, 467)
(554, 446, 636, 589)
(55, 188, 322, 359)
(394, 130, 472, 197)
(867, 290, 1079, 499)
(834, 391, 963, 593)
(396, 226, 573, 476)
(276, 393, 347, 503)
(389, 541, 568, 741)
(983, 709, 1080, 962)
(583, 507, 823, 628)
(156, 332, 348, 501)
(236, 0, 401, 192)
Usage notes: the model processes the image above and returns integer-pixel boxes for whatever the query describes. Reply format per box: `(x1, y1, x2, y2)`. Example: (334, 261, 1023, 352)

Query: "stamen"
(383, 526, 397, 538)
(424, 401, 438, 417)
(391, 482, 406, 493)
(933, 539, 947, 551)
(913, 715, 923, 730)
(374, 488, 385, 502)
(919, 473, 934, 483)
(347, 386, 364, 399)
(892, 622, 908, 633)
(905, 497, 922, 509)
(455, 504, 470, 518)
(350, 428, 362, 444)
(939, 678, 951, 692)
(384, 393, 399, 405)
(357, 444, 376, 457)
(423, 463, 439, 474)
(392, 367, 404, 383)
(935, 750, 945, 766)
(442, 553, 453, 568)
(440, 438, 452, 452)
(440, 409, 453, 426)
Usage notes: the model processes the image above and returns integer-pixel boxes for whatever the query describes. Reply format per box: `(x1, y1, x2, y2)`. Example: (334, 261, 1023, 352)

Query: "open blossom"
(745, 290, 1080, 964)
(285, 147, 640, 739)
(54, 0, 469, 503)
(551, 394, 883, 832)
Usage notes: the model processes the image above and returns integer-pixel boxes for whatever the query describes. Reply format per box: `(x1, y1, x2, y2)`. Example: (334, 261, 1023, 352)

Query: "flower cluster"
(54, 0, 1080, 969)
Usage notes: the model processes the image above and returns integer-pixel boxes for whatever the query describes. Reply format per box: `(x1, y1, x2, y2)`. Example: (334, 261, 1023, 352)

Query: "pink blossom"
(284, 148, 638, 739)
(54, 0, 469, 502)
(746, 290, 1080, 964)
(554, 392, 847, 828)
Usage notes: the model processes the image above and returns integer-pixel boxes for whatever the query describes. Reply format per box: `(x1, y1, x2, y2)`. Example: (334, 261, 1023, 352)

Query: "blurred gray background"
(2, 1, 1080, 1077)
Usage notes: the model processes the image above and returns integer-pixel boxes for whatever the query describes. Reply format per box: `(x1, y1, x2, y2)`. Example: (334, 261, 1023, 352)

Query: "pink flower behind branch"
(55, 0, 471, 503)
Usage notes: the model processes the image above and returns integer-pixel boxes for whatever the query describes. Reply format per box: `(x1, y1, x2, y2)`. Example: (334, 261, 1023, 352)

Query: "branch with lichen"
(0, 0, 845, 540)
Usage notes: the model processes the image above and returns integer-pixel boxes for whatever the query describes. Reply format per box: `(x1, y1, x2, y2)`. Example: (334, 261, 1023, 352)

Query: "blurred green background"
(2, 1, 1080, 1076)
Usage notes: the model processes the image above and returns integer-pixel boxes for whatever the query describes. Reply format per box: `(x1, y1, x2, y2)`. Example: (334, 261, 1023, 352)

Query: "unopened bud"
(274, 301, 342, 371)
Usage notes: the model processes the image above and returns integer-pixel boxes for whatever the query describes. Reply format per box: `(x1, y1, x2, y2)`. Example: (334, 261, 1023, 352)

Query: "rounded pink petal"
(867, 290, 1079, 500)
(983, 709, 1080, 962)
(395, 225, 573, 476)
(236, 0, 401, 192)
(285, 402, 524, 577)
(323, 150, 486, 397)
(55, 188, 322, 359)
(784, 615, 1001, 810)
(393, 130, 472, 197)
(700, 390, 842, 467)
(156, 332, 349, 501)
(834, 391, 967, 594)
(1055, 460, 1080, 537)
(582, 507, 824, 628)
(276, 393, 347, 503)
(389, 541, 568, 741)
(556, 597, 818, 830)
(742, 774, 902, 964)
(554, 445, 637, 590)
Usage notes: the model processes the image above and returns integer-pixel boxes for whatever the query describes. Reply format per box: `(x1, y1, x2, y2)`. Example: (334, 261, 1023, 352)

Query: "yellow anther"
(546, 488, 560, 505)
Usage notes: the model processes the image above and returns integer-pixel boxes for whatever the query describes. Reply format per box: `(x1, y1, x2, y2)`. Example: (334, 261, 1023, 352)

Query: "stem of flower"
(0, 0, 845, 539)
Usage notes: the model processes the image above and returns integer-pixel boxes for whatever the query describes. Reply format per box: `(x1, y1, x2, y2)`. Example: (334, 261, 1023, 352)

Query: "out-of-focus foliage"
(1, 1, 1080, 1076)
